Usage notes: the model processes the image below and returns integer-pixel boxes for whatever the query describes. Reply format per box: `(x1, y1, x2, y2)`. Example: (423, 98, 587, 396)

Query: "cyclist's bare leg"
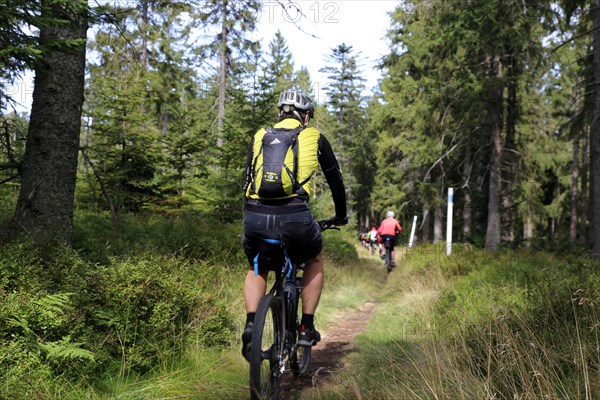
(244, 268, 268, 313)
(301, 254, 324, 314)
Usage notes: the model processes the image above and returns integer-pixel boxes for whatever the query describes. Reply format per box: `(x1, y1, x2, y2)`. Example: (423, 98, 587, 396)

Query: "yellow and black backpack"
(247, 126, 309, 199)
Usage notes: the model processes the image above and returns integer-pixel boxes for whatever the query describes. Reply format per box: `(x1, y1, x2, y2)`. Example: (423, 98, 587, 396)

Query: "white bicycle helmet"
(386, 210, 395, 218)
(277, 88, 314, 118)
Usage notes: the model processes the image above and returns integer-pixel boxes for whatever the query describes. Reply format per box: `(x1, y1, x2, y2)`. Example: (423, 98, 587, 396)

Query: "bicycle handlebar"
(318, 218, 342, 231)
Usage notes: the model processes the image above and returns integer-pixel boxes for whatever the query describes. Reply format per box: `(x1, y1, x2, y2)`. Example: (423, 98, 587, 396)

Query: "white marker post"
(408, 215, 417, 248)
(446, 188, 454, 256)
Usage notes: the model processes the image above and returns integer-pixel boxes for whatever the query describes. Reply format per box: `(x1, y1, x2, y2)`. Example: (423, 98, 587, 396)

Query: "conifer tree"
(11, 0, 88, 242)
(199, 0, 260, 147)
(319, 43, 368, 220)
(84, 1, 207, 213)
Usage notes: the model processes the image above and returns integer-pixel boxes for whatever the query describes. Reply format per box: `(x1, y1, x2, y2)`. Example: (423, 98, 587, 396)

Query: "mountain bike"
(382, 236, 394, 273)
(249, 219, 339, 400)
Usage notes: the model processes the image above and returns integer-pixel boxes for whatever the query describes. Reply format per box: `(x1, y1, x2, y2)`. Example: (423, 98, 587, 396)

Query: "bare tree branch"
(424, 143, 459, 180)
(551, 25, 600, 54)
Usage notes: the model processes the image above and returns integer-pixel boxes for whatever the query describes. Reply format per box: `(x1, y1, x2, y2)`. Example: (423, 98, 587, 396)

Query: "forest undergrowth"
(0, 210, 361, 399)
(1, 211, 599, 399)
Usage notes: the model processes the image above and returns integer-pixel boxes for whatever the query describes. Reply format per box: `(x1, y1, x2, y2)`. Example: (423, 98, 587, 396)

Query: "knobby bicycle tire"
(385, 249, 392, 272)
(249, 294, 283, 400)
(288, 290, 311, 376)
(291, 343, 311, 376)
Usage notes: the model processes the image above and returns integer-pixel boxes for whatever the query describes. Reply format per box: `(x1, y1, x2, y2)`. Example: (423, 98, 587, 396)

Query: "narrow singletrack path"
(277, 246, 394, 399)
(280, 299, 378, 399)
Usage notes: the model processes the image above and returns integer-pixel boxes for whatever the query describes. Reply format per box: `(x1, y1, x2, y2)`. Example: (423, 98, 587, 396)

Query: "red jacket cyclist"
(377, 211, 402, 267)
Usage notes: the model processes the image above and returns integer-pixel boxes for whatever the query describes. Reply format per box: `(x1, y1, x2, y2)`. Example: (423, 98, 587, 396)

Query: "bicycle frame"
(249, 219, 338, 399)
(257, 238, 304, 375)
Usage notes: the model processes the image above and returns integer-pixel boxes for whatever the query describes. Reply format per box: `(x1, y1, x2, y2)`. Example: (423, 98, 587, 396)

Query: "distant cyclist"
(241, 88, 348, 360)
(367, 226, 378, 254)
(377, 211, 402, 267)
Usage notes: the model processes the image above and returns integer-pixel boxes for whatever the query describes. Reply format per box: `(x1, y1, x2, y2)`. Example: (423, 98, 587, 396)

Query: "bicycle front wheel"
(291, 343, 311, 376)
(249, 294, 283, 400)
(289, 290, 311, 376)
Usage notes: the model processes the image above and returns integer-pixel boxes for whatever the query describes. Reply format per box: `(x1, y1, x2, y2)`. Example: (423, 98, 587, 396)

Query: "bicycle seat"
(253, 236, 288, 274)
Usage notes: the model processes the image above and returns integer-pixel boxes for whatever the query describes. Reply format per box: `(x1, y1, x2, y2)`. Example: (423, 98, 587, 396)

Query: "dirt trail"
(281, 299, 378, 399)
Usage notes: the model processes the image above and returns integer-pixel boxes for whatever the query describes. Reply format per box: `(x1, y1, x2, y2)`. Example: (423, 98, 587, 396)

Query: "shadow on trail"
(280, 300, 378, 399)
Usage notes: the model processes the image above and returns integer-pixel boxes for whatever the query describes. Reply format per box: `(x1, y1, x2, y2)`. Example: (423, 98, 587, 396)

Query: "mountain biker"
(359, 230, 368, 248)
(367, 226, 378, 253)
(377, 211, 402, 267)
(241, 88, 348, 360)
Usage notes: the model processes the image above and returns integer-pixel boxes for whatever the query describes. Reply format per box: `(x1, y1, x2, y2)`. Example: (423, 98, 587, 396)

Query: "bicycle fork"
(274, 291, 290, 378)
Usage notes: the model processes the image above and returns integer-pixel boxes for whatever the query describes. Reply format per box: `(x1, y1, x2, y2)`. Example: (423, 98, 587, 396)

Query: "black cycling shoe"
(241, 322, 253, 361)
(298, 327, 321, 346)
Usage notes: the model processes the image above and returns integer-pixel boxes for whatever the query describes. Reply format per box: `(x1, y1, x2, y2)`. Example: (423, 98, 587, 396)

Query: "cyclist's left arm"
(242, 137, 255, 195)
(318, 134, 347, 222)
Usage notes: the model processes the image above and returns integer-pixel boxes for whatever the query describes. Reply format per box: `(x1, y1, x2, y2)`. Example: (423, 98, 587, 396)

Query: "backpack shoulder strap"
(289, 126, 304, 190)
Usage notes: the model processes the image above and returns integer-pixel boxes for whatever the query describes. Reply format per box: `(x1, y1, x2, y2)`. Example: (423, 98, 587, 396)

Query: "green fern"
(34, 292, 74, 314)
(7, 315, 36, 339)
(92, 309, 120, 327)
(38, 337, 95, 362)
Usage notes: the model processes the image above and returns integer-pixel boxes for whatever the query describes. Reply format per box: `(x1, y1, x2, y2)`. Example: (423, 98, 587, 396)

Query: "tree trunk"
(433, 203, 443, 243)
(523, 211, 533, 244)
(140, 0, 149, 128)
(463, 147, 472, 241)
(217, 0, 228, 147)
(421, 171, 432, 244)
(421, 207, 430, 244)
(570, 129, 580, 244)
(503, 56, 518, 244)
(570, 79, 582, 244)
(581, 127, 589, 246)
(485, 54, 503, 251)
(141, 0, 148, 68)
(10, 0, 88, 243)
(591, 0, 600, 257)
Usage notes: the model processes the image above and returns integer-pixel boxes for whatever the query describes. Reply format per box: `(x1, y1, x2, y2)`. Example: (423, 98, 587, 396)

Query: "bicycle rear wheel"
(385, 249, 392, 272)
(249, 294, 283, 400)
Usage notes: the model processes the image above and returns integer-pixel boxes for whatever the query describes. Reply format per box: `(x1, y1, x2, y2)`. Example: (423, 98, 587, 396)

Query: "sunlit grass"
(304, 246, 600, 400)
(100, 349, 249, 400)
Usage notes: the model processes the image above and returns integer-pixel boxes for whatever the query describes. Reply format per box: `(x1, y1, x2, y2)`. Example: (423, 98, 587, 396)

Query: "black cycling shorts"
(381, 234, 396, 250)
(242, 200, 322, 270)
